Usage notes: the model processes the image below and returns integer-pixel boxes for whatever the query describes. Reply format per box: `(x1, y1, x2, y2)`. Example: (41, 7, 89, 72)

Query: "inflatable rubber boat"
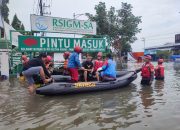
(36, 70, 137, 96)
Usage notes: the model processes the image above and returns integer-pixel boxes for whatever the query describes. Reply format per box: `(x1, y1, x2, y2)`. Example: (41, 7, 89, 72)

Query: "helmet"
(97, 52, 102, 57)
(46, 55, 52, 62)
(63, 51, 70, 58)
(144, 55, 152, 60)
(158, 59, 164, 63)
(22, 55, 27, 60)
(74, 46, 82, 53)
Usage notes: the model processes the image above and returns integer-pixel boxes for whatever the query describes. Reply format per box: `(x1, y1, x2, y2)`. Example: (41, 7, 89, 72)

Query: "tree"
(20, 24, 25, 31)
(11, 14, 25, 31)
(156, 50, 172, 60)
(86, 2, 142, 56)
(0, 0, 9, 23)
(86, 2, 109, 35)
(116, 3, 141, 54)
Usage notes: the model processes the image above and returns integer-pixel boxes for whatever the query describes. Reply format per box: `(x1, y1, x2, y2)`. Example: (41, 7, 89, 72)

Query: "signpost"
(30, 14, 97, 35)
(18, 35, 106, 52)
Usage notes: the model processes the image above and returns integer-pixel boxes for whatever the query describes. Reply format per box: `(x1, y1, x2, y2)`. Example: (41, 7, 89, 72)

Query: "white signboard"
(53, 53, 64, 67)
(30, 14, 97, 35)
(4, 21, 22, 46)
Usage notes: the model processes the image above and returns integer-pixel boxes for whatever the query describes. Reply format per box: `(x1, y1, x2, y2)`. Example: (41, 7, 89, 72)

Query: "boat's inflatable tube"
(36, 71, 137, 96)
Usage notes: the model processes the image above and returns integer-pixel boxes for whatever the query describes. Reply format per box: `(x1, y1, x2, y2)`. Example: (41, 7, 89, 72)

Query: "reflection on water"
(0, 63, 180, 130)
(139, 86, 154, 110)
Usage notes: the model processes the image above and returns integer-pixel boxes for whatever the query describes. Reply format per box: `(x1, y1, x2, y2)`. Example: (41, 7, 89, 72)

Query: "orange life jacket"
(155, 64, 164, 78)
(141, 63, 154, 79)
(64, 60, 68, 69)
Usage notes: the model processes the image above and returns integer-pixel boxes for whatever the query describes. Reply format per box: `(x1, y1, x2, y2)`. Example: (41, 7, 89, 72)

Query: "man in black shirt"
(22, 53, 52, 93)
(82, 55, 93, 82)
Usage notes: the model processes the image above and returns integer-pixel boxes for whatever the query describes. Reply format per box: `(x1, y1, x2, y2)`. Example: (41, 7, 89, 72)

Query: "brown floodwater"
(0, 62, 180, 130)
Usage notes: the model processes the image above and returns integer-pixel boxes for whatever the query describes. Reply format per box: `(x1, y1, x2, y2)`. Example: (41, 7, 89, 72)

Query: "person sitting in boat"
(141, 55, 154, 85)
(92, 52, 104, 80)
(81, 54, 94, 82)
(63, 51, 70, 75)
(22, 53, 52, 93)
(68, 46, 83, 83)
(97, 53, 116, 81)
(155, 58, 164, 80)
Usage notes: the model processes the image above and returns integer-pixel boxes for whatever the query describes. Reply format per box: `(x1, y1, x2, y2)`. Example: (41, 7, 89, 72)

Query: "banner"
(30, 15, 96, 35)
(18, 35, 106, 52)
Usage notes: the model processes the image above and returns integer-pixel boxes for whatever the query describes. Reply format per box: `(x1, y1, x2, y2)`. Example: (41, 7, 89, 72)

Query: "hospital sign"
(18, 36, 106, 52)
(30, 15, 96, 35)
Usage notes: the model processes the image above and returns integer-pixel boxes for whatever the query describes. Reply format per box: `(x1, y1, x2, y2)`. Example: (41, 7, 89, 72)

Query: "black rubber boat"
(36, 70, 137, 96)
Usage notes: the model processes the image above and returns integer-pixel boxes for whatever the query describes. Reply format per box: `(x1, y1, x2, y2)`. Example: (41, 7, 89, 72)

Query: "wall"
(0, 51, 9, 77)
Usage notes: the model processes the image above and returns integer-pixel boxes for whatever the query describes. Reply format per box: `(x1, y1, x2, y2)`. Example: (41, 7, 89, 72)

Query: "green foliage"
(86, 2, 142, 55)
(20, 24, 25, 31)
(173, 49, 180, 55)
(0, 0, 9, 23)
(156, 50, 172, 59)
(11, 14, 25, 31)
(11, 14, 25, 35)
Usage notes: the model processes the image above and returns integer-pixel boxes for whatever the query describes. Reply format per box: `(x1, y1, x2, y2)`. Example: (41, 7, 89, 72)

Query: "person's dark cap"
(39, 53, 47, 58)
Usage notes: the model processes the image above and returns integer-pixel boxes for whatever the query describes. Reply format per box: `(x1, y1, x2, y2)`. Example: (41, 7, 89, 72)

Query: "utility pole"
(39, 0, 43, 16)
(39, 0, 44, 36)
(38, 0, 51, 36)
(73, 13, 76, 38)
(73, 13, 85, 38)
(0, 0, 3, 39)
(141, 37, 146, 52)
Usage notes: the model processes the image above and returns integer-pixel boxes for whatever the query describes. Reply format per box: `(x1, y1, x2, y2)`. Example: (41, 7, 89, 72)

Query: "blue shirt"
(67, 52, 81, 68)
(102, 59, 116, 78)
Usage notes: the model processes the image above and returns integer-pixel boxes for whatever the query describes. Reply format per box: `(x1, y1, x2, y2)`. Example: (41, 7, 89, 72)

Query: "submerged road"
(0, 62, 180, 130)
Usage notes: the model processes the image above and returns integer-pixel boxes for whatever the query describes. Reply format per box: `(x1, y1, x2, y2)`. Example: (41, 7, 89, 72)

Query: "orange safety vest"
(94, 60, 104, 71)
(64, 60, 68, 69)
(155, 64, 164, 78)
(141, 63, 154, 79)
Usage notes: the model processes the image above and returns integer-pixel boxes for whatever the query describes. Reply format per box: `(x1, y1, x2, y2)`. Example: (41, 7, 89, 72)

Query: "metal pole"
(39, 0, 43, 16)
(39, 0, 44, 36)
(141, 37, 145, 52)
(73, 13, 75, 38)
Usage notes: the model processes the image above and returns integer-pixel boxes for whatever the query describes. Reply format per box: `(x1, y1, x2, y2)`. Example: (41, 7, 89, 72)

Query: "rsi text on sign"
(18, 36, 106, 52)
(30, 15, 97, 35)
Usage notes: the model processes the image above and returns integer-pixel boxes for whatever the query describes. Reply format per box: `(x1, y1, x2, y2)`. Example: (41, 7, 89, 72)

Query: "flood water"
(0, 63, 180, 130)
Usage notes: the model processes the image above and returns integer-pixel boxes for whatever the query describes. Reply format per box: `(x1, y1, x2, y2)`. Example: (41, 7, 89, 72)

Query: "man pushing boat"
(22, 53, 52, 93)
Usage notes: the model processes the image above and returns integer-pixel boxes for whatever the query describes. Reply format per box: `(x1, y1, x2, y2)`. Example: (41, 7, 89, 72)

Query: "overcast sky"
(8, 0, 180, 52)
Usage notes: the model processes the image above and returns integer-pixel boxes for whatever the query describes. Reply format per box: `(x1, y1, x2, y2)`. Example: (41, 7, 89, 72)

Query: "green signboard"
(12, 53, 22, 67)
(18, 35, 106, 52)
